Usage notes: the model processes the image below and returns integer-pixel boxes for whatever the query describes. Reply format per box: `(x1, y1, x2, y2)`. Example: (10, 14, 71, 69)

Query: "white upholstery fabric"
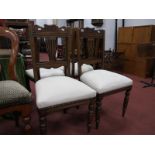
(25, 67, 64, 79)
(35, 76, 96, 109)
(80, 70, 133, 94)
(70, 63, 94, 76)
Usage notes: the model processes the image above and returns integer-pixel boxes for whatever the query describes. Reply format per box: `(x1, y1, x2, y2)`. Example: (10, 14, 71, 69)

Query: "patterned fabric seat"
(0, 80, 32, 107)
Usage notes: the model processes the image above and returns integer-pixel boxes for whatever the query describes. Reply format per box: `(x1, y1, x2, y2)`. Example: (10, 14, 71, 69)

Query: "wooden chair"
(75, 28, 133, 129)
(25, 25, 66, 81)
(0, 27, 32, 134)
(28, 23, 96, 134)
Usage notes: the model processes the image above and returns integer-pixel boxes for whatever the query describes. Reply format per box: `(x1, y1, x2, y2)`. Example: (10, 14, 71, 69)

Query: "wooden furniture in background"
(0, 19, 34, 69)
(117, 25, 155, 78)
(0, 27, 32, 134)
(67, 19, 84, 28)
(1, 19, 30, 50)
(140, 58, 155, 88)
(91, 19, 103, 27)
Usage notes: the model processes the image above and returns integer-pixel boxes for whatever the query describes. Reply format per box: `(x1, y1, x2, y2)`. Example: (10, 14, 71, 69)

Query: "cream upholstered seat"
(80, 70, 133, 94)
(26, 63, 93, 80)
(36, 76, 96, 109)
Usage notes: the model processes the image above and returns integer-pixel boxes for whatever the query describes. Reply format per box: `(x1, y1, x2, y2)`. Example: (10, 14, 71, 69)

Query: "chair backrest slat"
(75, 28, 105, 77)
(29, 23, 72, 81)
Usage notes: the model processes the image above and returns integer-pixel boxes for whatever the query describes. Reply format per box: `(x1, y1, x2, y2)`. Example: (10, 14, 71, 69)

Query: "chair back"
(75, 28, 105, 76)
(0, 27, 19, 81)
(28, 23, 72, 81)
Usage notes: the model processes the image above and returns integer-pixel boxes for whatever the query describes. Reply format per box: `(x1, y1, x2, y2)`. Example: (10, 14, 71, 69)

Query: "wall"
(57, 19, 66, 27)
(84, 19, 155, 50)
(125, 19, 155, 27)
(84, 19, 115, 50)
(35, 19, 53, 27)
(35, 19, 57, 27)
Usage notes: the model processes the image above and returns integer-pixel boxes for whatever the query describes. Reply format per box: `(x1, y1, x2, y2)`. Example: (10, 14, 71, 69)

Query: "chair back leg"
(21, 104, 32, 134)
(122, 87, 132, 117)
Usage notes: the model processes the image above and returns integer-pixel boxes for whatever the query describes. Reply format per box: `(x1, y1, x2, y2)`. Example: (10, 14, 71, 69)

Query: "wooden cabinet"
(123, 58, 155, 77)
(132, 25, 155, 43)
(118, 27, 133, 43)
(118, 25, 155, 78)
(118, 25, 155, 44)
(117, 43, 137, 60)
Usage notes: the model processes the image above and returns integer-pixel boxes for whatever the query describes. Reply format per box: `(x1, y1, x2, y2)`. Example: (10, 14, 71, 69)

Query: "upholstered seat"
(80, 70, 133, 94)
(0, 80, 32, 106)
(26, 63, 93, 80)
(35, 76, 96, 109)
(25, 66, 64, 79)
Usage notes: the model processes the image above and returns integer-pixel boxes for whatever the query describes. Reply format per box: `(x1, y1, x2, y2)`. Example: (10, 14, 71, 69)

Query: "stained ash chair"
(28, 23, 96, 134)
(75, 28, 133, 129)
(0, 27, 32, 134)
(25, 25, 65, 81)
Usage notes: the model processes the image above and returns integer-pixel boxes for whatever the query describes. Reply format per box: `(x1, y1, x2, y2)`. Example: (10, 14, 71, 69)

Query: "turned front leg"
(39, 109, 47, 134)
(21, 104, 32, 134)
(96, 94, 102, 129)
(88, 99, 95, 133)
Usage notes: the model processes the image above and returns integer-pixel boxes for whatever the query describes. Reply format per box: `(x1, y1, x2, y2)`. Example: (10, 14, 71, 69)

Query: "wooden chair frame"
(0, 27, 32, 134)
(29, 23, 96, 134)
(75, 28, 132, 129)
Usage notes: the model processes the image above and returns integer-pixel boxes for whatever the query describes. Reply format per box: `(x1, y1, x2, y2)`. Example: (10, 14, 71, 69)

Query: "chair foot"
(122, 87, 132, 117)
